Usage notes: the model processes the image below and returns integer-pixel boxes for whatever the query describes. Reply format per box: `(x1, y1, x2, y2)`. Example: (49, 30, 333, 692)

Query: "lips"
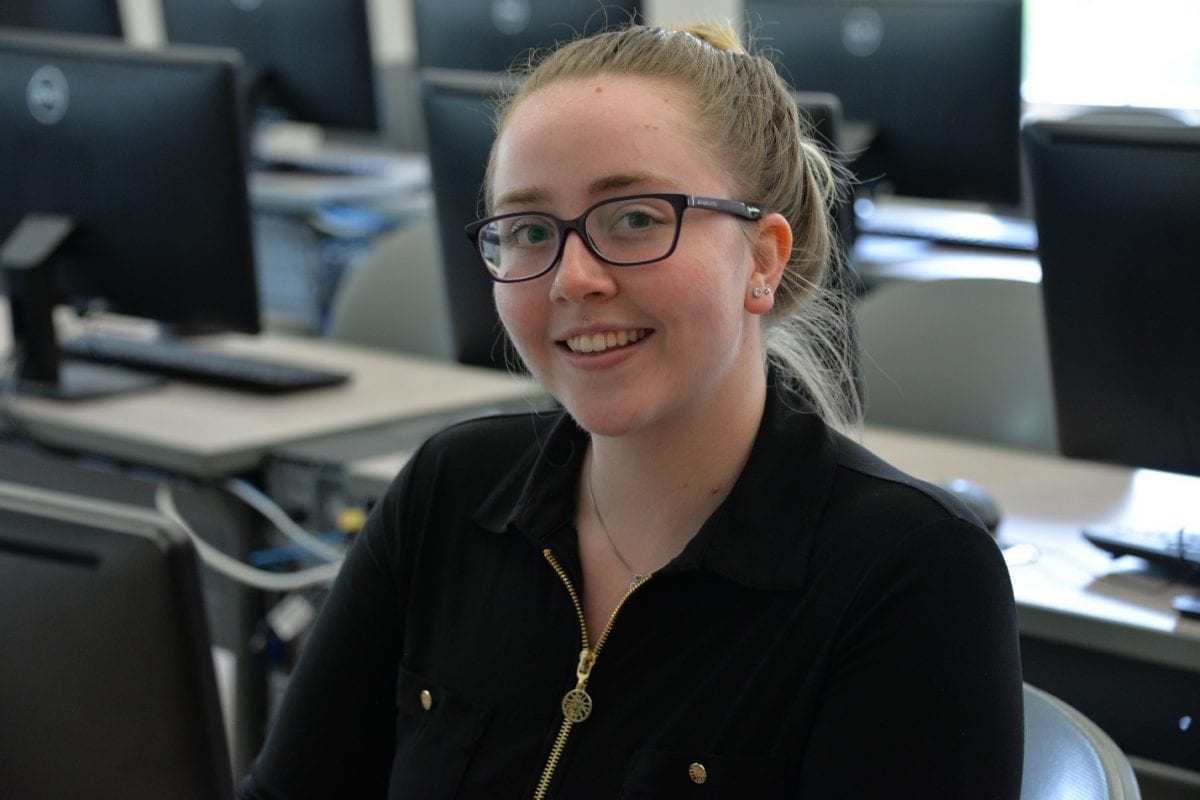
(562, 328, 651, 354)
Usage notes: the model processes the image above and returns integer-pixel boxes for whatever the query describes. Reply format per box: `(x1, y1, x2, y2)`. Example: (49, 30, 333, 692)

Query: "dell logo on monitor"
(26, 65, 69, 125)
(232, 0, 265, 11)
(841, 7, 884, 58)
(492, 0, 532, 35)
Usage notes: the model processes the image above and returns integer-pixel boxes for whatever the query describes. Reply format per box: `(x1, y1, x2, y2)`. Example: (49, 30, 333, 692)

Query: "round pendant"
(561, 688, 593, 723)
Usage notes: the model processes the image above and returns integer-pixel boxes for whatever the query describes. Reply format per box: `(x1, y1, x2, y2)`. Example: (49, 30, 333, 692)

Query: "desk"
(861, 427, 1200, 660)
(852, 234, 1042, 286)
(249, 152, 432, 218)
(3, 326, 545, 478)
(860, 426, 1200, 789)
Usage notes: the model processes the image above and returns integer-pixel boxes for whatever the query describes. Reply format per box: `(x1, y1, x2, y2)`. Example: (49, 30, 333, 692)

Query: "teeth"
(566, 328, 646, 353)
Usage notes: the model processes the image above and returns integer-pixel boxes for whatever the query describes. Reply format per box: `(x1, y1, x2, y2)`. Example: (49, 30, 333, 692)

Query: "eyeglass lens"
(477, 196, 680, 281)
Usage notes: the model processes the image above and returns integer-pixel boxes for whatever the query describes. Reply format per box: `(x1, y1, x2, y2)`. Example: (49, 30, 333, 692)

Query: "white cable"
(224, 476, 346, 563)
(155, 483, 340, 591)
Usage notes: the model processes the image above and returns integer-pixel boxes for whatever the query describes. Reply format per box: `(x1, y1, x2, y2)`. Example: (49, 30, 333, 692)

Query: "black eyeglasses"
(464, 193, 762, 283)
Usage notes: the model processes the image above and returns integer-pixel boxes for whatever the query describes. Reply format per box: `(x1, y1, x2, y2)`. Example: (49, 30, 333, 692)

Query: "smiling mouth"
(562, 328, 652, 354)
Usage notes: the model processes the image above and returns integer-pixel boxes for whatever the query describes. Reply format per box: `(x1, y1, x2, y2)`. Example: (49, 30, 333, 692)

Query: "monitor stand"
(2, 214, 163, 400)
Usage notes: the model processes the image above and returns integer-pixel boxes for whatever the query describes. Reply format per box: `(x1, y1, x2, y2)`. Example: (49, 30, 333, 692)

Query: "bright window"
(1023, 0, 1200, 112)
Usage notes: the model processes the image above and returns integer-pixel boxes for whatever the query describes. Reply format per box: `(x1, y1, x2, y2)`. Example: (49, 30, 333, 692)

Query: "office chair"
(328, 215, 456, 360)
(854, 277, 1058, 453)
(1022, 683, 1141, 800)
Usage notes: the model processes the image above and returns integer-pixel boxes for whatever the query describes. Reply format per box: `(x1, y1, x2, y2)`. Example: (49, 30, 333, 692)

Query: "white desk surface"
(3, 321, 545, 478)
(861, 426, 1200, 671)
(852, 235, 1042, 284)
(249, 168, 432, 216)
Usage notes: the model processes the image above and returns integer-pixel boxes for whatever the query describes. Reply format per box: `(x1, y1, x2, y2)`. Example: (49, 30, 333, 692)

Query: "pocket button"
(419, 689, 434, 711)
(688, 762, 708, 785)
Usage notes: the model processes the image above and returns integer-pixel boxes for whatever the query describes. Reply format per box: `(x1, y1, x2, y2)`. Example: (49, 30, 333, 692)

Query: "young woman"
(240, 23, 1023, 800)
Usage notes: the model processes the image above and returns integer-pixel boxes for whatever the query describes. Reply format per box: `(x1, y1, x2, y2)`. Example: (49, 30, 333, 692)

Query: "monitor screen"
(0, 0, 122, 38)
(0, 480, 234, 799)
(413, 0, 640, 72)
(419, 70, 515, 369)
(0, 29, 259, 398)
(746, 0, 1023, 208)
(1024, 120, 1200, 476)
(160, 0, 377, 131)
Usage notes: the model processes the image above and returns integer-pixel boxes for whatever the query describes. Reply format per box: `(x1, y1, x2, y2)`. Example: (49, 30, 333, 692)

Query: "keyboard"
(1083, 524, 1200, 580)
(855, 202, 1039, 253)
(60, 334, 350, 395)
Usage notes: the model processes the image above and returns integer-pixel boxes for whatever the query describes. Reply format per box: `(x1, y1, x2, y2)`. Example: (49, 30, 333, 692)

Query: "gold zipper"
(532, 548, 650, 800)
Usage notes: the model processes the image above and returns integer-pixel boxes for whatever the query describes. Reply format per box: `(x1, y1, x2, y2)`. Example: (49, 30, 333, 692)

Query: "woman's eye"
(610, 205, 668, 232)
(505, 221, 554, 246)
(620, 211, 654, 229)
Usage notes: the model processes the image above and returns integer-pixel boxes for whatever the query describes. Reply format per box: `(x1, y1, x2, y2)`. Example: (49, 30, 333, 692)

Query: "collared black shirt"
(241, 381, 1023, 799)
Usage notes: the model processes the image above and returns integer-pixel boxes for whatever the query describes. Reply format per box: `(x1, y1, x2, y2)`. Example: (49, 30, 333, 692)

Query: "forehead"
(491, 74, 729, 205)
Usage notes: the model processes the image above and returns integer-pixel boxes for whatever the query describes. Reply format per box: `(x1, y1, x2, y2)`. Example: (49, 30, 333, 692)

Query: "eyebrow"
(587, 171, 667, 195)
(493, 171, 675, 211)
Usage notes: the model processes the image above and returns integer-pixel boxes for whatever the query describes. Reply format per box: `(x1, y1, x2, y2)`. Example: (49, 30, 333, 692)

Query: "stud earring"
(752, 285, 773, 299)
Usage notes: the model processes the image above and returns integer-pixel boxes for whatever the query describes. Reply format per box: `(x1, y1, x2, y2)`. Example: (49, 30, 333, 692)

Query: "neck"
(583, 369, 768, 566)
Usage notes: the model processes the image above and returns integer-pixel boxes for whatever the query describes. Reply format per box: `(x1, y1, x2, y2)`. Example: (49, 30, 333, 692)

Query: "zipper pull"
(561, 647, 595, 723)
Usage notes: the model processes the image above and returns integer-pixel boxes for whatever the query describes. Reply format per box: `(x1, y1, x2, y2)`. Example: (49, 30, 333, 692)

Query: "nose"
(550, 230, 617, 303)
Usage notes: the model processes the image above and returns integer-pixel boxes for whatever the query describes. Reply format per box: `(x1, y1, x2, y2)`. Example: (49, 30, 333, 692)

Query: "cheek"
(670, 235, 754, 309)
(493, 286, 544, 353)
(493, 287, 519, 337)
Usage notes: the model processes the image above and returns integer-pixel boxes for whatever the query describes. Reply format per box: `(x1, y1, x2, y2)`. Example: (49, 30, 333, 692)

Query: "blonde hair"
(485, 23, 863, 431)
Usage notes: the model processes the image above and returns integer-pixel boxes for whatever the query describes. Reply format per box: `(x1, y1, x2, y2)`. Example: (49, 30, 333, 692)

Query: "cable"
(155, 483, 340, 591)
(223, 476, 346, 563)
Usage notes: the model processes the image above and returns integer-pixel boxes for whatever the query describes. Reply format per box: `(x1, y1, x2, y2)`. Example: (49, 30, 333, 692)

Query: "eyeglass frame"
(464, 192, 763, 284)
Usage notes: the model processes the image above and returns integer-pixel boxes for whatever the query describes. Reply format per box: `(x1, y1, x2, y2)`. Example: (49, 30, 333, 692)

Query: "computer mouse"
(939, 478, 1002, 537)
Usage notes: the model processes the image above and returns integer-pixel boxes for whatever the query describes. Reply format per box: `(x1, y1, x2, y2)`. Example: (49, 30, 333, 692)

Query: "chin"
(568, 413, 646, 439)
(554, 391, 647, 438)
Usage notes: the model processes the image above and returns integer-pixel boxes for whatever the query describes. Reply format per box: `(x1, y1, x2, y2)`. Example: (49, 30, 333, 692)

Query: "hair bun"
(671, 23, 746, 55)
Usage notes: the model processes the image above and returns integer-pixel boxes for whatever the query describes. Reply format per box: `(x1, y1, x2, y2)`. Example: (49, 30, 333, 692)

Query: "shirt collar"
(473, 376, 841, 591)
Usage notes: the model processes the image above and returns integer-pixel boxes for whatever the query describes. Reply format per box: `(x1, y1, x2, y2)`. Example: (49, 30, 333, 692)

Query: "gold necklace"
(586, 464, 651, 585)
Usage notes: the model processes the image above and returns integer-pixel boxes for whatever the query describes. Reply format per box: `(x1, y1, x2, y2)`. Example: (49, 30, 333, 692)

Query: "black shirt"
(240, 381, 1023, 799)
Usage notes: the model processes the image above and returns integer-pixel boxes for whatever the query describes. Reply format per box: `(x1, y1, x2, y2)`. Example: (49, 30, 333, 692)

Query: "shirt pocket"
(388, 664, 491, 800)
(621, 749, 794, 799)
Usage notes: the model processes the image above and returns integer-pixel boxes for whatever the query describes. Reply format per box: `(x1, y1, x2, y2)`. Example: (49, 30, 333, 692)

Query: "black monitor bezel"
(413, 0, 640, 72)
(1025, 119, 1200, 476)
(0, 0, 122, 39)
(0, 479, 234, 798)
(419, 69, 517, 370)
(0, 28, 260, 396)
(160, 0, 378, 132)
(747, 0, 1024, 209)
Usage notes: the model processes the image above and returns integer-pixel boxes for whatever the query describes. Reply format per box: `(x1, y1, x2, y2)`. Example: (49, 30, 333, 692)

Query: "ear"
(745, 212, 792, 314)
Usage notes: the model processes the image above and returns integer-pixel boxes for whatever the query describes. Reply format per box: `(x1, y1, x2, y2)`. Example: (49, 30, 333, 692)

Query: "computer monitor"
(0, 29, 259, 398)
(160, 0, 377, 131)
(746, 0, 1024, 208)
(419, 70, 517, 369)
(0, 480, 235, 798)
(1024, 120, 1200, 476)
(0, 0, 122, 38)
(413, 0, 640, 72)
